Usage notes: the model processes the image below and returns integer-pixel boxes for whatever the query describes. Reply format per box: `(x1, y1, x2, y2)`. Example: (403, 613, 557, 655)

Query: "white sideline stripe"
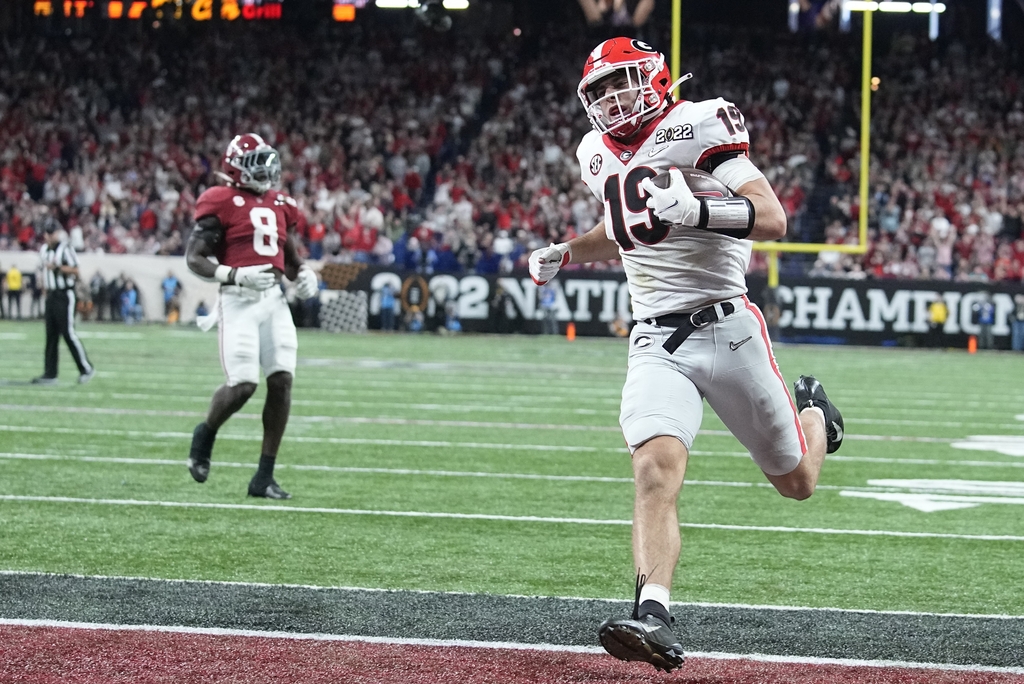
(1, 619, 1021, 675)
(4, 571, 1022, 620)
(3, 453, 1017, 493)
(2, 495, 1023, 541)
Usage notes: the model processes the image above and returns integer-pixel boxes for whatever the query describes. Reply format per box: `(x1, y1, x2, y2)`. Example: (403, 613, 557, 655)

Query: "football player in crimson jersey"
(184, 133, 320, 500)
(529, 38, 844, 671)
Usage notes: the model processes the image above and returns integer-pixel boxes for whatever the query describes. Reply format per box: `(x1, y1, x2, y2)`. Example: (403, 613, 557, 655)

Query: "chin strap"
(666, 73, 693, 95)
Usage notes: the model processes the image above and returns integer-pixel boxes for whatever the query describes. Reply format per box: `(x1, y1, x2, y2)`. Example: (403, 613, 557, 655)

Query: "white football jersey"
(576, 97, 763, 320)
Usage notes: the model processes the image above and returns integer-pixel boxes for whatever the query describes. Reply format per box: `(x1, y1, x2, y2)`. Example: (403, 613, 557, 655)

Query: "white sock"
(803, 405, 826, 432)
(638, 582, 671, 612)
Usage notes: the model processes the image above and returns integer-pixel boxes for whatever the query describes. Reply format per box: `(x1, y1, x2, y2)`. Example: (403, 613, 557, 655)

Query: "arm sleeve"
(712, 155, 765, 192)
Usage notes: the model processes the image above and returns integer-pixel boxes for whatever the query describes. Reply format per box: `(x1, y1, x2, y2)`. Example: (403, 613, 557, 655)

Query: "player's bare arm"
(185, 215, 227, 280)
(528, 221, 620, 285)
(285, 224, 321, 299)
(733, 176, 787, 242)
(186, 215, 276, 290)
(282, 226, 303, 282)
(566, 221, 621, 263)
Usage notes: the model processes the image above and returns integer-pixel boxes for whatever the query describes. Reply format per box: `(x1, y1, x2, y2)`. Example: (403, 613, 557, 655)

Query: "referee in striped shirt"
(32, 220, 94, 385)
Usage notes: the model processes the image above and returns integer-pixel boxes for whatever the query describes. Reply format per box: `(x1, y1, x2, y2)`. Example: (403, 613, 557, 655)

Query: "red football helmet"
(221, 133, 281, 194)
(578, 38, 679, 139)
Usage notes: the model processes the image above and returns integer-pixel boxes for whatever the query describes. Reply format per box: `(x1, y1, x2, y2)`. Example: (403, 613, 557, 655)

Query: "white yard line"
(2, 494, 1022, 541)
(4, 427, 1024, 466)
(3, 452, 1020, 490)
(0, 410, 969, 441)
(0, 618, 1021, 675)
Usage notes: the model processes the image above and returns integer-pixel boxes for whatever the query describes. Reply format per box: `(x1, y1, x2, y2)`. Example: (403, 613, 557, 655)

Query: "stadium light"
(375, 0, 469, 8)
(844, 1, 945, 12)
(989, 0, 1002, 41)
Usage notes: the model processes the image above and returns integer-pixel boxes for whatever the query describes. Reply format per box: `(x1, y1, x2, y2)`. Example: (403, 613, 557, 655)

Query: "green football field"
(1, 321, 1022, 616)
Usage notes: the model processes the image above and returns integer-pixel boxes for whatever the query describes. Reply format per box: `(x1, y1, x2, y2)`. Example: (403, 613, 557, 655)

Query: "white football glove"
(640, 167, 701, 227)
(294, 265, 319, 300)
(529, 243, 571, 286)
(233, 264, 276, 291)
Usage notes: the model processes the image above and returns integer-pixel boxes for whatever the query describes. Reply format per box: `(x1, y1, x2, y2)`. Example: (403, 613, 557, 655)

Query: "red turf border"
(1, 625, 1021, 684)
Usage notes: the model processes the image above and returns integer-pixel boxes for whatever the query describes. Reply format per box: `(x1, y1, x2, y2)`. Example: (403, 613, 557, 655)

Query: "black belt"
(644, 301, 736, 354)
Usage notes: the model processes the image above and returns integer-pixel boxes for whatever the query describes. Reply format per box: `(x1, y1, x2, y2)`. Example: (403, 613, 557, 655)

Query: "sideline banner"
(337, 265, 1023, 347)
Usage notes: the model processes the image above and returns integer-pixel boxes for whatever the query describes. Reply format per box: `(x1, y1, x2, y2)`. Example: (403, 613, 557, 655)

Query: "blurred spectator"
(927, 297, 948, 347)
(1011, 294, 1024, 352)
(379, 282, 398, 331)
(577, 0, 655, 38)
(6, 264, 22, 319)
(28, 272, 42, 319)
(539, 281, 559, 335)
(971, 292, 996, 350)
(89, 272, 107, 321)
(161, 271, 182, 324)
(489, 284, 514, 334)
(405, 305, 425, 333)
(120, 280, 143, 324)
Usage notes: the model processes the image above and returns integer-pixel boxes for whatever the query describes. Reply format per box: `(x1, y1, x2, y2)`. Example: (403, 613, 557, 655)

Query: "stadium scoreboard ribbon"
(32, 0, 286, 21)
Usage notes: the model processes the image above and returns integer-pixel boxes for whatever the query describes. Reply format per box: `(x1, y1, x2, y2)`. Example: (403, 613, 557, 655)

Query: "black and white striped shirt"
(40, 240, 79, 291)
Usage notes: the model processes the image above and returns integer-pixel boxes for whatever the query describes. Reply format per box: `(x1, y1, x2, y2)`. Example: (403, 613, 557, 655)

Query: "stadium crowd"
(0, 18, 1021, 283)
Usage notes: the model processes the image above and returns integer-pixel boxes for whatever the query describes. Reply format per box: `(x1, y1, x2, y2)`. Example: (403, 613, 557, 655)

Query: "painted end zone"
(1, 626, 1021, 684)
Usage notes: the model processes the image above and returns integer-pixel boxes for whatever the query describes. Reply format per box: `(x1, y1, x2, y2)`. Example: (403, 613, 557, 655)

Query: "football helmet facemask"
(222, 133, 281, 194)
(578, 38, 686, 139)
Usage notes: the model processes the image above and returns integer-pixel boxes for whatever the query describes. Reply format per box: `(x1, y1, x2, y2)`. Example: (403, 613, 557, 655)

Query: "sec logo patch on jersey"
(233, 196, 246, 207)
(590, 154, 603, 175)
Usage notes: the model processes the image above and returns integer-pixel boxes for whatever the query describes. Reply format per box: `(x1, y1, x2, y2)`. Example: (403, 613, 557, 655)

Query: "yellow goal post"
(670, 0, 874, 287)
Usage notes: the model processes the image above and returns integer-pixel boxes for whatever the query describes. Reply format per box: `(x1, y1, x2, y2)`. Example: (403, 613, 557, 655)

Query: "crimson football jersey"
(194, 186, 300, 271)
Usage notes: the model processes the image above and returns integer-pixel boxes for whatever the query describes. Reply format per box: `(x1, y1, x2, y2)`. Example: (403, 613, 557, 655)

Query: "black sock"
(197, 422, 217, 441)
(638, 599, 671, 625)
(255, 453, 276, 482)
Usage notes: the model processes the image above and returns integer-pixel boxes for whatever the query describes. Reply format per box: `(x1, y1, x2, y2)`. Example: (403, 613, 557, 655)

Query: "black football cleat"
(794, 375, 844, 453)
(600, 572, 685, 672)
(248, 477, 291, 500)
(187, 422, 216, 483)
(599, 613, 685, 672)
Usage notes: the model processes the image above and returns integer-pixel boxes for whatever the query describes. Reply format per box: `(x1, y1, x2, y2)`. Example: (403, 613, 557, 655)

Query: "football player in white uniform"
(529, 37, 844, 672)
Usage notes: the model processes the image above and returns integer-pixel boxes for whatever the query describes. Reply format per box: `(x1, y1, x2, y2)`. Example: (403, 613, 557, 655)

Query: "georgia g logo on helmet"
(577, 37, 684, 140)
(221, 133, 282, 195)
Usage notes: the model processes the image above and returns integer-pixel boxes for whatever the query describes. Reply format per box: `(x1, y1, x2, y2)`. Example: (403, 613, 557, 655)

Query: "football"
(650, 167, 733, 198)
